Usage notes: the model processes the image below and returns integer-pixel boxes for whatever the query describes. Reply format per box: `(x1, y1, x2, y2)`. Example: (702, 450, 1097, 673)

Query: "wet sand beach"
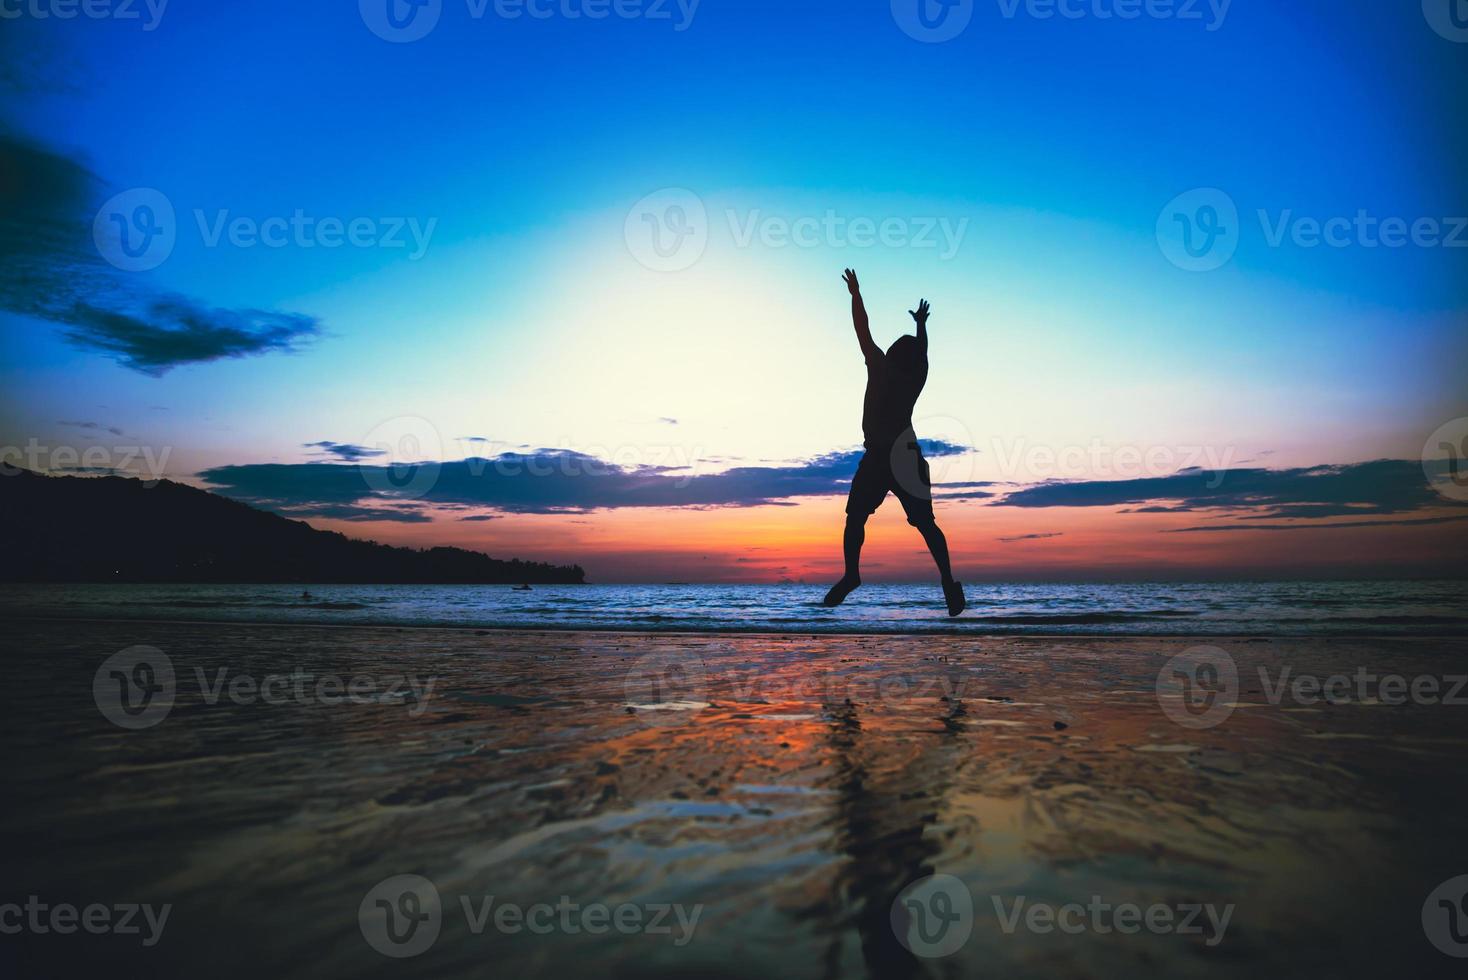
(3, 619, 1466, 978)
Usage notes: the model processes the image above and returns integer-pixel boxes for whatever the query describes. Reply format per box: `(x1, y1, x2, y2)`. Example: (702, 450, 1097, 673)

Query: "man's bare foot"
(943, 580, 966, 618)
(823, 575, 861, 607)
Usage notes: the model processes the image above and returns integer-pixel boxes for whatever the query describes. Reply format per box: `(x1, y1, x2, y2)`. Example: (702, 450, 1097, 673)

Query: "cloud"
(1165, 514, 1468, 533)
(0, 134, 320, 374)
(198, 439, 983, 517)
(304, 441, 388, 463)
(658, 417, 679, 425)
(60, 302, 318, 376)
(999, 532, 1063, 543)
(996, 459, 1459, 522)
(458, 514, 501, 522)
(59, 420, 124, 437)
(271, 503, 433, 524)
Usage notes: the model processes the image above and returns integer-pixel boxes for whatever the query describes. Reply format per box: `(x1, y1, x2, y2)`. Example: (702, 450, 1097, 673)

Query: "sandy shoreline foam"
(8, 612, 1467, 641)
(4, 619, 1467, 978)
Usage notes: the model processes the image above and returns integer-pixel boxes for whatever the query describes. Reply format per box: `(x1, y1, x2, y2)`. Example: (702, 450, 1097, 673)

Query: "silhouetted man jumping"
(824, 269, 966, 617)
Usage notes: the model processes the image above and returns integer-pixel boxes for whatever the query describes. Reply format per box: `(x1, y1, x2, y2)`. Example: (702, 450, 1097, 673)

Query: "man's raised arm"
(843, 268, 880, 361)
(909, 298, 930, 353)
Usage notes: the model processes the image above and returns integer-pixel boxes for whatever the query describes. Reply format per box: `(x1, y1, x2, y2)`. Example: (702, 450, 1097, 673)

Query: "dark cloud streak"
(0, 134, 320, 374)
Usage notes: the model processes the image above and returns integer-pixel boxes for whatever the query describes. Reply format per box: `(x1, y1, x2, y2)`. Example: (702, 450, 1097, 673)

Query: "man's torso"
(861, 350, 928, 449)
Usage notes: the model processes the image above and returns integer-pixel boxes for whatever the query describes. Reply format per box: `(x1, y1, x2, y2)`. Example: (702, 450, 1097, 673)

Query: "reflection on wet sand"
(4, 622, 1467, 979)
(806, 680, 965, 979)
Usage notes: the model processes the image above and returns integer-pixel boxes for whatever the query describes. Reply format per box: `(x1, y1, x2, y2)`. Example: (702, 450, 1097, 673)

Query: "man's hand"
(909, 299, 930, 328)
(843, 268, 877, 359)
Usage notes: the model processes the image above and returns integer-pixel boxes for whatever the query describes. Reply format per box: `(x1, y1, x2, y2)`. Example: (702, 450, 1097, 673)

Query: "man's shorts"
(845, 438, 934, 526)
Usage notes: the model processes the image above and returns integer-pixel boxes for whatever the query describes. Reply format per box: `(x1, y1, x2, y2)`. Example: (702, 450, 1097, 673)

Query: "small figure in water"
(824, 269, 965, 617)
(300, 590, 314, 601)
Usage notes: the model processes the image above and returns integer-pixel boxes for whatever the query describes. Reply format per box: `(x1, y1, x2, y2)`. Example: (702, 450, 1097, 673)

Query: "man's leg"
(826, 453, 883, 607)
(823, 513, 867, 607)
(911, 516, 965, 616)
(893, 442, 966, 617)
(913, 517, 954, 585)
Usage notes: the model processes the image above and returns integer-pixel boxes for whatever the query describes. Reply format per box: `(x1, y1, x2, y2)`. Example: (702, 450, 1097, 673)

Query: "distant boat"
(513, 584, 533, 591)
(300, 590, 314, 600)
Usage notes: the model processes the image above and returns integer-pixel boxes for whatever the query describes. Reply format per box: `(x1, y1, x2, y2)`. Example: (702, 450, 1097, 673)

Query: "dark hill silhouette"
(0, 468, 586, 584)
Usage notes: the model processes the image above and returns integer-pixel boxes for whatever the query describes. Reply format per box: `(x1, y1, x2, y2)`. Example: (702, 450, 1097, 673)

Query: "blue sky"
(2, 0, 1466, 578)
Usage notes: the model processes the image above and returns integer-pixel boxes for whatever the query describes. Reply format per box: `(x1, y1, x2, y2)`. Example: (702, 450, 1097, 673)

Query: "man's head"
(886, 334, 923, 372)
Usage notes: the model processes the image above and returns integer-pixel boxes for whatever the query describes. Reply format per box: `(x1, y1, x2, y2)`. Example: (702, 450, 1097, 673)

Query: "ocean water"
(2, 580, 1464, 635)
